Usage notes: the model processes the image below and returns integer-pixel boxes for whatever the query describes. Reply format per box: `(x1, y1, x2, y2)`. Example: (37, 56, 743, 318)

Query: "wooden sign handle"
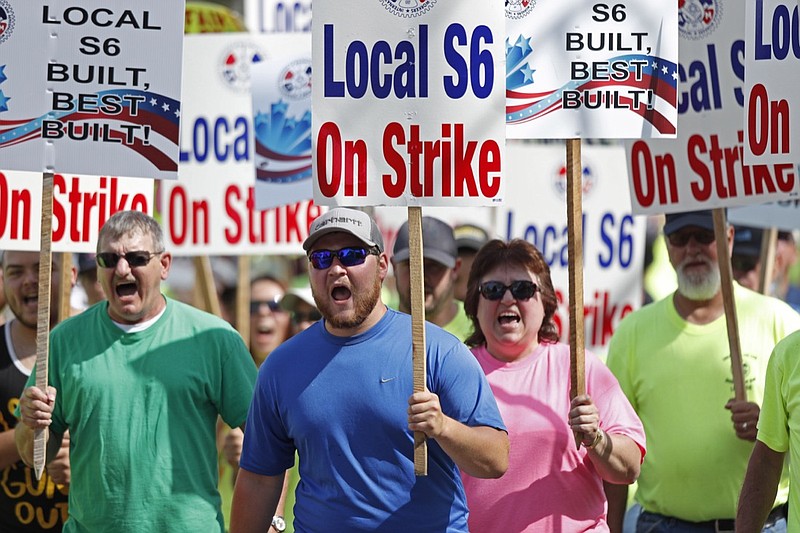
(408, 206, 428, 476)
(236, 256, 251, 350)
(566, 140, 586, 450)
(758, 228, 777, 295)
(58, 253, 72, 322)
(34, 173, 55, 480)
(193, 256, 222, 318)
(713, 209, 746, 401)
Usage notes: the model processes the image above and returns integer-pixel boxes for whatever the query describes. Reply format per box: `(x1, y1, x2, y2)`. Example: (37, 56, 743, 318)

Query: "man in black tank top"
(0, 251, 74, 532)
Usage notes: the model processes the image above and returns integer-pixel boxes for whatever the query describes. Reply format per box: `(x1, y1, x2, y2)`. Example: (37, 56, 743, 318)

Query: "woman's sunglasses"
(96, 250, 163, 269)
(479, 280, 539, 301)
(308, 246, 379, 270)
(250, 299, 285, 315)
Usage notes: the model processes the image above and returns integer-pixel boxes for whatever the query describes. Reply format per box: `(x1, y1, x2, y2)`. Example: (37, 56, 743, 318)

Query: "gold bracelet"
(583, 429, 604, 449)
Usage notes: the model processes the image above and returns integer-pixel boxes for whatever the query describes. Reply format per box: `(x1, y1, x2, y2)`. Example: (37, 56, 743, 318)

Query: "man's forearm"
(0, 429, 22, 470)
(231, 469, 285, 533)
(604, 480, 629, 533)
(435, 418, 508, 478)
(737, 441, 784, 533)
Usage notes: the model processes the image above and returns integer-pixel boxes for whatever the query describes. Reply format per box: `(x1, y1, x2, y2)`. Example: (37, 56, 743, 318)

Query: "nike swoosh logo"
(380, 377, 397, 383)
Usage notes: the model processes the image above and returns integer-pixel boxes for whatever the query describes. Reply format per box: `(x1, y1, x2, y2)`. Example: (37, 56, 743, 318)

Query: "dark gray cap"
(303, 208, 384, 252)
(663, 209, 717, 235)
(733, 225, 763, 257)
(393, 216, 457, 268)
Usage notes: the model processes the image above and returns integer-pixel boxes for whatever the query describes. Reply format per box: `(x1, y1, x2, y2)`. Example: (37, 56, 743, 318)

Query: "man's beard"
(676, 255, 721, 300)
(318, 270, 383, 330)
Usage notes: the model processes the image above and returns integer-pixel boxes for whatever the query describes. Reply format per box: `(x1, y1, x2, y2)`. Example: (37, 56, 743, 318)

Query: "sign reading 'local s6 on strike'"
(626, 0, 800, 214)
(0, 170, 153, 252)
(312, 0, 505, 207)
(0, 1, 184, 180)
(743, 0, 800, 166)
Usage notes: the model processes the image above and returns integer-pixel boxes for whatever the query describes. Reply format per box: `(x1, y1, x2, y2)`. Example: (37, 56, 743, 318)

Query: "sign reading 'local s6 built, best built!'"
(312, 0, 505, 207)
(0, 1, 184, 180)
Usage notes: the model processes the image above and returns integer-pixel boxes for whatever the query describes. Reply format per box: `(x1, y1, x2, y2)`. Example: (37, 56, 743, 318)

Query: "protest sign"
(0, 1, 184, 180)
(729, 199, 800, 230)
(627, 1, 800, 214)
(244, 0, 311, 33)
(312, 0, 505, 207)
(743, 0, 800, 165)
(251, 35, 312, 210)
(505, 0, 678, 139)
(160, 33, 319, 256)
(500, 142, 644, 357)
(0, 170, 153, 251)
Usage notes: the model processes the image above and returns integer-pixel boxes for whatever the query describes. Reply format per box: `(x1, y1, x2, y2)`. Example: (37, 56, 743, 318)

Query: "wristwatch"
(271, 515, 286, 532)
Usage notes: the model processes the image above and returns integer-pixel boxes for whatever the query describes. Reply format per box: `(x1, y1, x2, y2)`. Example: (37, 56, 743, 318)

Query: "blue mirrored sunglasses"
(308, 246, 379, 269)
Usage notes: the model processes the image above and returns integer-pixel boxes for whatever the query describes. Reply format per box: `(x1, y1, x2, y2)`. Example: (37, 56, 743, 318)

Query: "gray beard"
(676, 260, 721, 300)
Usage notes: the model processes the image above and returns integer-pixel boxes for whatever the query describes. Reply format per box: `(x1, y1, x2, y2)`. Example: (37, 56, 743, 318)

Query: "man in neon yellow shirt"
(737, 329, 800, 531)
(605, 210, 800, 532)
(392, 216, 472, 341)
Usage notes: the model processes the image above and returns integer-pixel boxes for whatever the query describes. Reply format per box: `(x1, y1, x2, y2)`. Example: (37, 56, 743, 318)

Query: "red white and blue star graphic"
(0, 88, 180, 172)
(506, 34, 678, 135)
(254, 99, 311, 183)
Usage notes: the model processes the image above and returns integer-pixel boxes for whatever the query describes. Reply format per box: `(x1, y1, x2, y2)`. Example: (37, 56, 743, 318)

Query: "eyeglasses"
(479, 280, 539, 301)
(292, 310, 322, 323)
(308, 246, 379, 270)
(250, 299, 285, 315)
(96, 250, 163, 269)
(667, 229, 715, 247)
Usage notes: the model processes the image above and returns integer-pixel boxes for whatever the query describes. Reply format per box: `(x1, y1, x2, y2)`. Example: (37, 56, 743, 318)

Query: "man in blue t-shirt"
(231, 208, 508, 533)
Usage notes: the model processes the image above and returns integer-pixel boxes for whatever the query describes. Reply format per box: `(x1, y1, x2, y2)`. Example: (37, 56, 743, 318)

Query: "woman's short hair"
(464, 239, 560, 347)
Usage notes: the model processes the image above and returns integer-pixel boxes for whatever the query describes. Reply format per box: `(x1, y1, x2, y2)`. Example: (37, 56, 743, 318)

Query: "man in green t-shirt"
(391, 216, 472, 341)
(605, 209, 800, 533)
(15, 211, 257, 533)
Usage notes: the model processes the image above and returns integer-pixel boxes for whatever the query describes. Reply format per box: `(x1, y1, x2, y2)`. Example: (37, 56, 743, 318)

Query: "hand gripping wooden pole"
(566, 140, 586, 450)
(408, 206, 428, 476)
(713, 209, 746, 401)
(34, 173, 55, 480)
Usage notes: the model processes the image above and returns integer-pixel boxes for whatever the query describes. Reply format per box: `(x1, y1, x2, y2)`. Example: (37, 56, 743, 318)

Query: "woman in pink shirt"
(461, 239, 645, 532)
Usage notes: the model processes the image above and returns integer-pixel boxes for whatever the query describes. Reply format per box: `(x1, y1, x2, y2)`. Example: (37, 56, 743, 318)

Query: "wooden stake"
(237, 256, 251, 349)
(34, 173, 54, 480)
(193, 256, 222, 317)
(408, 206, 428, 476)
(566, 139, 585, 450)
(59, 253, 72, 322)
(713, 209, 746, 401)
(758, 228, 777, 295)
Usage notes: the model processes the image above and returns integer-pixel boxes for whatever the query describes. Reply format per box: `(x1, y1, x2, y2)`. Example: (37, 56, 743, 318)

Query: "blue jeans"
(636, 511, 786, 533)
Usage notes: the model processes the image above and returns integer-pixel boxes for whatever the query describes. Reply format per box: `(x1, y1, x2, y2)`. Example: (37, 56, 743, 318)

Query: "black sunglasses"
(250, 299, 285, 315)
(667, 229, 715, 247)
(96, 250, 163, 269)
(308, 246, 379, 270)
(292, 310, 322, 323)
(479, 280, 539, 301)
